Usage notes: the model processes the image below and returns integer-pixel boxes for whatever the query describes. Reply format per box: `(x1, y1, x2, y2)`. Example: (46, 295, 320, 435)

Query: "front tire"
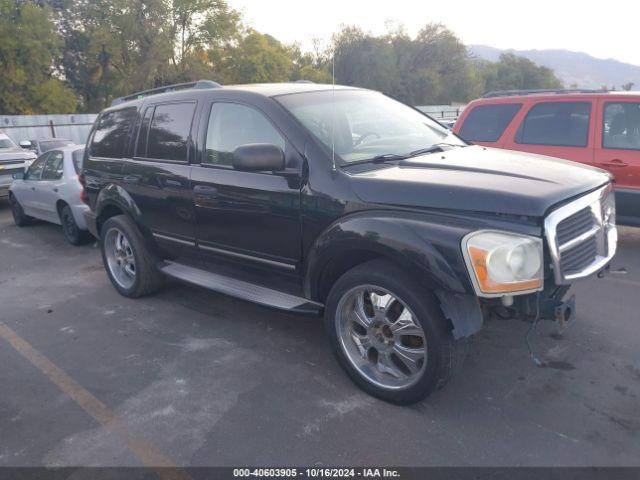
(100, 215, 164, 297)
(324, 259, 467, 405)
(9, 194, 32, 227)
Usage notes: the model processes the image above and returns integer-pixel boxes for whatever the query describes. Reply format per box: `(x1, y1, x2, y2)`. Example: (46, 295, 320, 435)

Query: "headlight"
(462, 231, 543, 296)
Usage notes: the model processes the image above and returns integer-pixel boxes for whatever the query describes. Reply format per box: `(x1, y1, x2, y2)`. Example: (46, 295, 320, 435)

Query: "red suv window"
(515, 101, 591, 147)
(603, 102, 640, 151)
(458, 103, 522, 142)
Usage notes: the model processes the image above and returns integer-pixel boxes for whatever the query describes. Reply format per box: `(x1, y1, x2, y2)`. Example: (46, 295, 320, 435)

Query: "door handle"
(600, 159, 628, 168)
(53, 188, 58, 193)
(31, 187, 36, 191)
(193, 185, 218, 198)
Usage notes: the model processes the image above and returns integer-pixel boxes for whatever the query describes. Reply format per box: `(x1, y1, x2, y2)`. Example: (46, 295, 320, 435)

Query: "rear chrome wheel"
(104, 227, 136, 289)
(336, 286, 427, 390)
(100, 215, 164, 298)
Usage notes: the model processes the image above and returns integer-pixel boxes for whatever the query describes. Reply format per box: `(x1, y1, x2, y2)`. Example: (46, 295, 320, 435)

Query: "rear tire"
(100, 215, 164, 297)
(60, 205, 91, 246)
(9, 194, 32, 227)
(324, 259, 468, 405)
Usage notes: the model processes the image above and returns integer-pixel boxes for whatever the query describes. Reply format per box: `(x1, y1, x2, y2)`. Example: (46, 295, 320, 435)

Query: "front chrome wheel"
(104, 227, 136, 289)
(335, 286, 427, 390)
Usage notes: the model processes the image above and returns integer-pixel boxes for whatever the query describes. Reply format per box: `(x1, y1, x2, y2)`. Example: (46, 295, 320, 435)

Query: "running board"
(159, 261, 323, 315)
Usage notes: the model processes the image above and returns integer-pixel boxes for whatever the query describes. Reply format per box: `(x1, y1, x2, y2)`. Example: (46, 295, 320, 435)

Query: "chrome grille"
(561, 236, 598, 274)
(556, 207, 595, 245)
(545, 185, 617, 285)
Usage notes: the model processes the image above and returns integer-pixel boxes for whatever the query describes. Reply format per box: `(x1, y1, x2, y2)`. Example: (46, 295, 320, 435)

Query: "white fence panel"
(0, 114, 98, 145)
(416, 105, 466, 121)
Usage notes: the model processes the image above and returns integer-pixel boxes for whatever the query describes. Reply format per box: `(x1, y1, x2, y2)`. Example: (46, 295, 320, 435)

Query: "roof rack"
(483, 88, 605, 98)
(110, 79, 222, 106)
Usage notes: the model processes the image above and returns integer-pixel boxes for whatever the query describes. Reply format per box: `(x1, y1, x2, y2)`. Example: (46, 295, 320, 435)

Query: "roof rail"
(110, 80, 222, 106)
(483, 88, 605, 98)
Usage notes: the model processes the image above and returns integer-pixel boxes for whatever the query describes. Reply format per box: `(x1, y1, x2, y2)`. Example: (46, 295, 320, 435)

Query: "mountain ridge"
(468, 45, 640, 90)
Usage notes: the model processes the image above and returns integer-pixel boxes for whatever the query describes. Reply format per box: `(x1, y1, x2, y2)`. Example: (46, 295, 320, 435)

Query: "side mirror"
(12, 172, 24, 180)
(232, 144, 285, 172)
(19, 140, 32, 149)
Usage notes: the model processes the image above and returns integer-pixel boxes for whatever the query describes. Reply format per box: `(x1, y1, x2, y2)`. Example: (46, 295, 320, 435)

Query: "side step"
(159, 261, 323, 315)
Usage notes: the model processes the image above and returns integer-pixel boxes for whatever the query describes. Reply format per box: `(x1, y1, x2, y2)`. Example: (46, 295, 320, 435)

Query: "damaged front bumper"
(515, 285, 576, 326)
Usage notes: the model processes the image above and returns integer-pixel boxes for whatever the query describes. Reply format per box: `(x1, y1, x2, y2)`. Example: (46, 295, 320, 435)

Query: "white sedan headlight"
(462, 231, 543, 296)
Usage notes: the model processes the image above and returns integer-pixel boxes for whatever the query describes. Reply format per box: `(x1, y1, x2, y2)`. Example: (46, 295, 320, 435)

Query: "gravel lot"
(0, 198, 639, 467)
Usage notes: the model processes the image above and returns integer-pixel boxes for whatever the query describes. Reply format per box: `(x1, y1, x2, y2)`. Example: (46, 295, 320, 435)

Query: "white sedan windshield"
(279, 89, 465, 164)
(0, 137, 18, 150)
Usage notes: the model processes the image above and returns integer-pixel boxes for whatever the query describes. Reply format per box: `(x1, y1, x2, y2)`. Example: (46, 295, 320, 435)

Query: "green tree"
(330, 24, 481, 105)
(48, 0, 242, 111)
(216, 30, 292, 84)
(214, 30, 330, 85)
(289, 42, 331, 83)
(476, 53, 563, 93)
(48, 0, 174, 111)
(0, 0, 76, 114)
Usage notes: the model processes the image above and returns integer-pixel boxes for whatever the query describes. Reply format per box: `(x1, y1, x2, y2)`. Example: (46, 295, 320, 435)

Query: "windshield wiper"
(406, 143, 464, 158)
(342, 143, 465, 168)
(342, 153, 407, 167)
(370, 153, 408, 163)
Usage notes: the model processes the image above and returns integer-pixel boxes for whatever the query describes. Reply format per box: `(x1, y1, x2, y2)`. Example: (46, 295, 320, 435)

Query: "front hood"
(348, 146, 611, 217)
(0, 149, 36, 164)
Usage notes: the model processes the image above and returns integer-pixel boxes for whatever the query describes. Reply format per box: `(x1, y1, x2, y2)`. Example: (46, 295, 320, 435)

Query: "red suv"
(454, 89, 640, 226)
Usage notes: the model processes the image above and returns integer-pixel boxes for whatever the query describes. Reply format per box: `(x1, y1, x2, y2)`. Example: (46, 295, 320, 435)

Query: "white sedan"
(9, 145, 93, 245)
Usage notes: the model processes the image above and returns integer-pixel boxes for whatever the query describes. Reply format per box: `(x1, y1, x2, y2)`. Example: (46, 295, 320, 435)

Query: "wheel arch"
(55, 199, 69, 217)
(304, 211, 473, 304)
(94, 184, 143, 235)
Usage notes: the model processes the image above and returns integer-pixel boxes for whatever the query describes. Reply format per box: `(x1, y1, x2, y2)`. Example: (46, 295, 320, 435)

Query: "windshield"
(0, 137, 18, 150)
(278, 89, 465, 164)
(40, 139, 73, 152)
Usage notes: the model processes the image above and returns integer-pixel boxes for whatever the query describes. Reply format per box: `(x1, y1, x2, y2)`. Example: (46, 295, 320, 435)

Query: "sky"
(228, 0, 640, 66)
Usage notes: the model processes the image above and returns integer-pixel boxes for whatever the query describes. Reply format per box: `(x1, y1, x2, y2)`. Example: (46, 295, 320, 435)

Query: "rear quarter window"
(458, 104, 522, 142)
(89, 107, 137, 158)
(603, 102, 640, 151)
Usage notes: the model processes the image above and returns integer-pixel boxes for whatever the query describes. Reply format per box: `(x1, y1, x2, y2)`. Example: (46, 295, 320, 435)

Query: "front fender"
(304, 210, 476, 300)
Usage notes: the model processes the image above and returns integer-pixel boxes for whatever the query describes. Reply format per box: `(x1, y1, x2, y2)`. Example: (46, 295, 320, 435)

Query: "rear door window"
(516, 101, 591, 147)
(41, 151, 65, 180)
(603, 102, 640, 150)
(458, 104, 522, 142)
(90, 107, 137, 158)
(146, 102, 196, 162)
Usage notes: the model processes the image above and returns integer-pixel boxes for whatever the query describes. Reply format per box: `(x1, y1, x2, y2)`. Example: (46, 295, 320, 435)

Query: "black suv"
(83, 80, 617, 404)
